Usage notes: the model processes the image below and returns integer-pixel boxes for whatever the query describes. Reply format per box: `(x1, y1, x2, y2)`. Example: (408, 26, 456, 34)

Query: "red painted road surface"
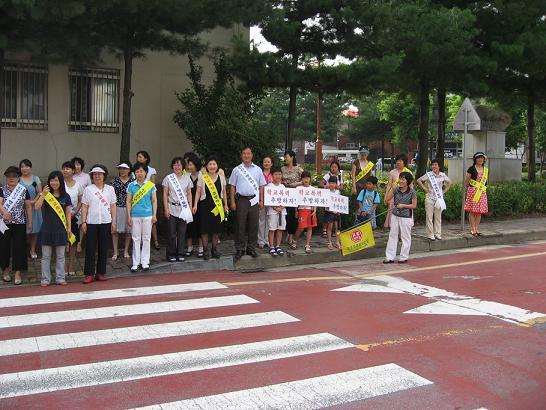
(0, 242, 545, 409)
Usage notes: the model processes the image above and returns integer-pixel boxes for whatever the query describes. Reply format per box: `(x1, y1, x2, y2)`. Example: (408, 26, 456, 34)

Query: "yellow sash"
(44, 192, 76, 245)
(202, 173, 225, 222)
(131, 181, 155, 207)
(469, 167, 488, 203)
(396, 167, 413, 184)
(355, 161, 374, 182)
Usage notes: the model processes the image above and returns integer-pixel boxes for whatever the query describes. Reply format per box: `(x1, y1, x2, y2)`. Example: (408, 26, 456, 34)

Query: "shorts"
(267, 213, 286, 231)
(297, 209, 317, 229)
(115, 206, 131, 233)
(324, 210, 340, 224)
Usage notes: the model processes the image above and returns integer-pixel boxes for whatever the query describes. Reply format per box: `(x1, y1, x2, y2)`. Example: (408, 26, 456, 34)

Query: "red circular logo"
(351, 230, 362, 242)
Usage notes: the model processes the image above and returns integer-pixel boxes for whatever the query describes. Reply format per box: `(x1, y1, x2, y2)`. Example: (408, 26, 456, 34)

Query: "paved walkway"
(4, 215, 546, 285)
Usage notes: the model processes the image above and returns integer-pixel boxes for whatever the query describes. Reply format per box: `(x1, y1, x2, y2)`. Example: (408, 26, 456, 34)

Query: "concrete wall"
(448, 158, 522, 183)
(1, 25, 248, 179)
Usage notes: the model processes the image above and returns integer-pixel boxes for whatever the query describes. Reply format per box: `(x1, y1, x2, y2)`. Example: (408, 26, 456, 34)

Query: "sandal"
(111, 254, 118, 261)
(289, 242, 297, 250)
(124, 253, 130, 259)
(14, 275, 22, 285)
(275, 247, 284, 256)
(269, 247, 277, 257)
(154, 242, 160, 250)
(305, 245, 312, 254)
(197, 249, 204, 258)
(321, 229, 327, 238)
(327, 243, 335, 251)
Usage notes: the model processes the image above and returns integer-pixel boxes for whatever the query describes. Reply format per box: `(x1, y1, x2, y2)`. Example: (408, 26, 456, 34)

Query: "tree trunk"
(527, 86, 536, 182)
(416, 78, 431, 178)
(286, 84, 297, 151)
(0, 49, 4, 159)
(120, 47, 134, 163)
(436, 87, 446, 171)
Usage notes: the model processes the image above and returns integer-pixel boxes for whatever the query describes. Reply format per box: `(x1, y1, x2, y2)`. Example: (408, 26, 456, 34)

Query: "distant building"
(0, 26, 247, 178)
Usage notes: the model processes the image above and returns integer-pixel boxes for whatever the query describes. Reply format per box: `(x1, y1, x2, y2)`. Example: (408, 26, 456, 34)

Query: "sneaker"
(40, 281, 49, 287)
(57, 280, 67, 286)
(398, 260, 408, 264)
(142, 265, 150, 271)
(383, 260, 394, 264)
(177, 256, 185, 262)
(168, 256, 177, 262)
(305, 245, 312, 254)
(130, 266, 139, 272)
(95, 274, 108, 281)
(435, 236, 442, 240)
(83, 276, 94, 284)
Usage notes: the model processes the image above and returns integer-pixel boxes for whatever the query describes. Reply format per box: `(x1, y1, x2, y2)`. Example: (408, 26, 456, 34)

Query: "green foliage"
(174, 53, 282, 172)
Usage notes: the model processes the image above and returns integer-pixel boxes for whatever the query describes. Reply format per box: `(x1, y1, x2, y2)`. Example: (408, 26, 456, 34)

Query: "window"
(1, 63, 48, 129)
(69, 68, 120, 132)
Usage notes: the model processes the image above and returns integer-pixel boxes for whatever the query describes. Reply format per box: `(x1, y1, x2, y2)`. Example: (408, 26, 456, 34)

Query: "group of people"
(0, 144, 489, 286)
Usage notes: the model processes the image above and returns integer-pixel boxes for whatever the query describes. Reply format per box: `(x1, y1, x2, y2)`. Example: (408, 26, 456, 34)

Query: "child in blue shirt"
(356, 176, 380, 229)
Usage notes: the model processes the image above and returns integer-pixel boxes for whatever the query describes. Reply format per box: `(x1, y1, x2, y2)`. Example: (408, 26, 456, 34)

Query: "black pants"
(167, 216, 187, 258)
(286, 207, 298, 235)
(0, 223, 27, 271)
(235, 197, 259, 252)
(84, 223, 111, 276)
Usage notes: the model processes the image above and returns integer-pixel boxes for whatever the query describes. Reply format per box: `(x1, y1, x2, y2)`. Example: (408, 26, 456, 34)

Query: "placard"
(297, 187, 331, 207)
(328, 193, 350, 214)
(264, 186, 300, 207)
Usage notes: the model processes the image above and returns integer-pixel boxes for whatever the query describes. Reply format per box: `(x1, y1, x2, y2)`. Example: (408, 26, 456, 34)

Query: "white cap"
(89, 166, 106, 174)
(116, 163, 130, 169)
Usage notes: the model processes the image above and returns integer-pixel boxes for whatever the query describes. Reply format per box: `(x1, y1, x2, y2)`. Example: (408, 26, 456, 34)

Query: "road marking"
(0, 295, 259, 329)
(0, 333, 353, 399)
(333, 283, 404, 294)
(223, 251, 546, 287)
(134, 364, 433, 409)
(0, 311, 299, 356)
(0, 282, 227, 308)
(355, 325, 506, 352)
(333, 276, 546, 325)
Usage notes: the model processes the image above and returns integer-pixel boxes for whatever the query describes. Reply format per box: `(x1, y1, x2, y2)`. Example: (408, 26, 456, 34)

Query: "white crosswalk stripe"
(0, 282, 226, 308)
(0, 333, 353, 399)
(0, 311, 299, 356)
(0, 294, 258, 328)
(0, 280, 434, 407)
(135, 364, 433, 410)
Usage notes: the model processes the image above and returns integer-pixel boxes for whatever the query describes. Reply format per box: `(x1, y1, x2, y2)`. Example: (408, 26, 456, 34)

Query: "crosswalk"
(0, 280, 433, 408)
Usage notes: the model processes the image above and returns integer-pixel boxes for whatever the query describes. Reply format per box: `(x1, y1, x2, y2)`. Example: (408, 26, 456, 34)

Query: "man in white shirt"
(229, 147, 266, 260)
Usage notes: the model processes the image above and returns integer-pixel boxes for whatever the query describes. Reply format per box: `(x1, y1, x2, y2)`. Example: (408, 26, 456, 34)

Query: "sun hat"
(116, 163, 131, 169)
(359, 146, 370, 154)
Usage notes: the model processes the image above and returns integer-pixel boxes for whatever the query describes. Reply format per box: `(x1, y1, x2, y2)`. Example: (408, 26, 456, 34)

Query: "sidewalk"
(5, 216, 546, 285)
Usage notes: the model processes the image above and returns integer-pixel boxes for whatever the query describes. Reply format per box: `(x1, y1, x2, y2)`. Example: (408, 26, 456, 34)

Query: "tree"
(174, 53, 281, 171)
(90, 0, 254, 163)
(473, 0, 546, 181)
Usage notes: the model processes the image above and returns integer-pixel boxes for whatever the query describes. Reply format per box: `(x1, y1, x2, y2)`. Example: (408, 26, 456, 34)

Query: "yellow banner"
(469, 167, 488, 203)
(396, 167, 413, 184)
(202, 173, 225, 222)
(131, 181, 155, 207)
(355, 161, 374, 182)
(44, 192, 76, 245)
(339, 221, 375, 256)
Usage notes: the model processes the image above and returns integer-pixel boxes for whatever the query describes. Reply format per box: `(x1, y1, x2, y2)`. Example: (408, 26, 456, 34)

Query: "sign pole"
(461, 108, 468, 232)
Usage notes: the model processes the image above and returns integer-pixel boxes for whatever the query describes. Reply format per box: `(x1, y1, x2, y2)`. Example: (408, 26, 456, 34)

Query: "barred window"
(1, 63, 48, 129)
(69, 68, 120, 132)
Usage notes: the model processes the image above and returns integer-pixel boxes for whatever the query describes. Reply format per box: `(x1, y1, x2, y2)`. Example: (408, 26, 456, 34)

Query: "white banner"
(264, 186, 300, 208)
(328, 193, 350, 214)
(297, 188, 331, 207)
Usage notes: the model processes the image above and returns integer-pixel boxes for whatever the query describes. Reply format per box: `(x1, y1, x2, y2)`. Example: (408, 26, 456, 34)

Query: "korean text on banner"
(264, 187, 300, 208)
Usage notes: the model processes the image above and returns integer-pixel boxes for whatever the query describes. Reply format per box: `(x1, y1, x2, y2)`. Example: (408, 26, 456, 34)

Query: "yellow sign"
(44, 192, 76, 245)
(339, 221, 375, 256)
(131, 181, 155, 207)
(202, 173, 225, 222)
(469, 166, 488, 203)
(355, 161, 374, 182)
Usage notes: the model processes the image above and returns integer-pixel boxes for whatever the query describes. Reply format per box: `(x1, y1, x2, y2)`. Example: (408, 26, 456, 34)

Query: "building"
(0, 26, 247, 178)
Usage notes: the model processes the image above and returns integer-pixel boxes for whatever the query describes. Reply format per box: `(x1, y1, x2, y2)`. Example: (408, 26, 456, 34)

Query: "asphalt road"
(0, 241, 545, 409)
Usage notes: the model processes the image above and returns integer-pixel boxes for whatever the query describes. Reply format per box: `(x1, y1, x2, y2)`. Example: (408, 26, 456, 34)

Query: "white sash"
(168, 173, 193, 223)
(237, 164, 259, 206)
(0, 184, 27, 234)
(426, 171, 446, 211)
